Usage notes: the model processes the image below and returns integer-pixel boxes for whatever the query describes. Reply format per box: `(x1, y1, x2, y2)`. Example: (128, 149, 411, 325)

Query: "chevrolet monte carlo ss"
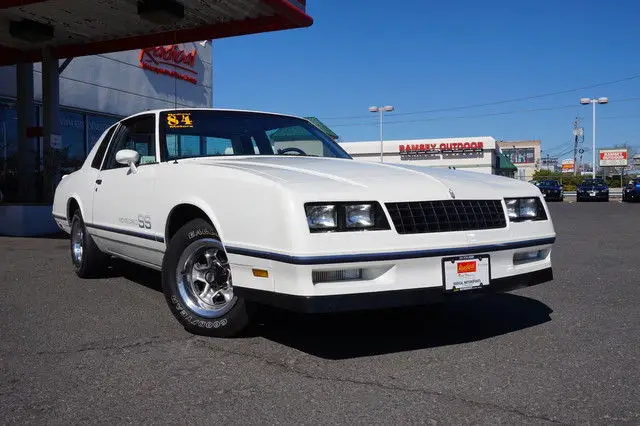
(52, 108, 556, 337)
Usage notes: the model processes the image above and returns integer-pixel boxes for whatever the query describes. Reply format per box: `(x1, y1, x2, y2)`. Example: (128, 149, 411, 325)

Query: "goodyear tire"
(161, 218, 250, 337)
(70, 210, 109, 278)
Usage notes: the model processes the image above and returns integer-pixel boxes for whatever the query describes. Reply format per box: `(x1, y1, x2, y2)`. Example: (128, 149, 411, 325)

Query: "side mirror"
(116, 149, 140, 173)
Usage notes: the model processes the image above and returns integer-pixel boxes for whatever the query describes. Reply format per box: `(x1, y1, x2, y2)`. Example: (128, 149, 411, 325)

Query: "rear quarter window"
(91, 125, 117, 169)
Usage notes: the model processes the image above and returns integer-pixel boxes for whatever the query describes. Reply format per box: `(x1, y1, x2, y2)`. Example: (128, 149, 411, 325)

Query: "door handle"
(96, 179, 102, 185)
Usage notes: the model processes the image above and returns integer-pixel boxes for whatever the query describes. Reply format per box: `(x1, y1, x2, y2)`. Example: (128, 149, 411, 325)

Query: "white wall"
(0, 41, 212, 115)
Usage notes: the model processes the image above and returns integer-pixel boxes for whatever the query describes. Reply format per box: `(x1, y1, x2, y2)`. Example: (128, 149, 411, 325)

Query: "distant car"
(537, 180, 564, 202)
(622, 178, 640, 202)
(576, 178, 609, 202)
(529, 180, 540, 187)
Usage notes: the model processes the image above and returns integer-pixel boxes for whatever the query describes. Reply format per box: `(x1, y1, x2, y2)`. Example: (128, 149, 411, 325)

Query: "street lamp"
(580, 97, 608, 178)
(369, 105, 394, 162)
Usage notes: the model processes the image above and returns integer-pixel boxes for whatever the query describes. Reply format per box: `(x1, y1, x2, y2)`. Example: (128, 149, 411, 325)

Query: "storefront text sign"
(139, 45, 198, 84)
(399, 142, 484, 157)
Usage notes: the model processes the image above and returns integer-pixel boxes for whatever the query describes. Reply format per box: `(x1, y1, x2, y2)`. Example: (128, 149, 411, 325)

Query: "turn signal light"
(252, 269, 269, 278)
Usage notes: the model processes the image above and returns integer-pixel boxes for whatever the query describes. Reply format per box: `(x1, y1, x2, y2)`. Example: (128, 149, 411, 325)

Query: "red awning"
(0, 0, 312, 65)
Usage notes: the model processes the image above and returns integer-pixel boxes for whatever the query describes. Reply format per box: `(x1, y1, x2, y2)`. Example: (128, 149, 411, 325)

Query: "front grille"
(385, 200, 506, 234)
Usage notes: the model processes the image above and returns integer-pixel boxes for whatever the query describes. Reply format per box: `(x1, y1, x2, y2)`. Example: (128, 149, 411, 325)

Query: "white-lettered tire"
(70, 211, 109, 278)
(161, 218, 250, 337)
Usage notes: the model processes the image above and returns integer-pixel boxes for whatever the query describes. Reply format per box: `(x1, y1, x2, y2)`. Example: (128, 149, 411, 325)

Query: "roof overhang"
(0, 0, 312, 66)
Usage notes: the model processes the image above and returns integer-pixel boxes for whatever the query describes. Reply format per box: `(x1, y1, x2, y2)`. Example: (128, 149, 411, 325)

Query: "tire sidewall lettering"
(169, 295, 228, 329)
(187, 228, 217, 242)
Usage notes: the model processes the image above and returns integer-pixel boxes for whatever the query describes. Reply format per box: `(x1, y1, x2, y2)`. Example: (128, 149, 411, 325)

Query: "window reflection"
(87, 114, 119, 151)
(59, 109, 85, 174)
(0, 105, 18, 203)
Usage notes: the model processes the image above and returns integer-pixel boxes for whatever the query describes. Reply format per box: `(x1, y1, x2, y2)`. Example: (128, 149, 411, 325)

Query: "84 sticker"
(167, 113, 194, 128)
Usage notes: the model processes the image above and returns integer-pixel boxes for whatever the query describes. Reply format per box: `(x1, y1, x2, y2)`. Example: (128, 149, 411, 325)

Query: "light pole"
(580, 97, 608, 178)
(369, 105, 394, 162)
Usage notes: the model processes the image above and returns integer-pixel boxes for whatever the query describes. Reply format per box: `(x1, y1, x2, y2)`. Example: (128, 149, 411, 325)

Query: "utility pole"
(572, 117, 584, 176)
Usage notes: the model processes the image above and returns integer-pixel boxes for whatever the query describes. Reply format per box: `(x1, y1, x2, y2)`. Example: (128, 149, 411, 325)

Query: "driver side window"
(103, 115, 156, 170)
(268, 125, 326, 156)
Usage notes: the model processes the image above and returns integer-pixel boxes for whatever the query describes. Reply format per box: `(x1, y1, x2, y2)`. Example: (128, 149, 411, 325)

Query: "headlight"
(345, 204, 374, 228)
(305, 202, 390, 232)
(504, 197, 547, 222)
(305, 204, 337, 230)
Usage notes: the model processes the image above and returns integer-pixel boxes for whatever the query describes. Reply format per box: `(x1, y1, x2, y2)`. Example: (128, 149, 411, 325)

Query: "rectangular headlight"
(305, 204, 337, 230)
(304, 201, 390, 232)
(345, 204, 375, 228)
(504, 197, 547, 222)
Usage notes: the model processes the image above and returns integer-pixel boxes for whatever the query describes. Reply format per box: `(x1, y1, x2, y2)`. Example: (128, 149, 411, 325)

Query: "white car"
(52, 108, 556, 337)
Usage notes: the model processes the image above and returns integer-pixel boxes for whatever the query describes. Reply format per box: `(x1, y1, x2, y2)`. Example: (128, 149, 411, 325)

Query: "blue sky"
(211, 0, 640, 161)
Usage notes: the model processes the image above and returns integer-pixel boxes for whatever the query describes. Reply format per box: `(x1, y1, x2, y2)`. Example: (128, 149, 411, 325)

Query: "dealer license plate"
(442, 254, 490, 292)
(589, 191, 597, 196)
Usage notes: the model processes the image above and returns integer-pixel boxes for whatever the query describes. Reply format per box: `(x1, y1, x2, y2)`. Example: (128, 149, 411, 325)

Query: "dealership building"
(0, 0, 313, 237)
(339, 137, 518, 176)
(0, 42, 212, 235)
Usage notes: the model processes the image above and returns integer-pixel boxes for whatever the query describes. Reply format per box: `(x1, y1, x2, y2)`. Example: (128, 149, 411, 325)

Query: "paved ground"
(1, 202, 639, 424)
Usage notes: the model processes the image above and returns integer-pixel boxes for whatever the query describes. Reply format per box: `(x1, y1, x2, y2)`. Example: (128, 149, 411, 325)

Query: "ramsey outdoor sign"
(139, 45, 198, 85)
(599, 149, 628, 167)
(399, 141, 485, 155)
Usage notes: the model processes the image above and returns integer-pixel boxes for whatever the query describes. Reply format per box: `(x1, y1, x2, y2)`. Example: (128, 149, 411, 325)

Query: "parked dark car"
(622, 178, 640, 202)
(537, 179, 564, 201)
(576, 178, 609, 202)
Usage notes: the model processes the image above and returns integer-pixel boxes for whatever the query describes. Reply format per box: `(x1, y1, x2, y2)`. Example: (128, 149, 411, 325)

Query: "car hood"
(187, 156, 539, 200)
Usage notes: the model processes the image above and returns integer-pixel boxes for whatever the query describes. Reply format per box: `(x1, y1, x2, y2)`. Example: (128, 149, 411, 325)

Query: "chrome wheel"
(175, 238, 235, 318)
(72, 222, 84, 266)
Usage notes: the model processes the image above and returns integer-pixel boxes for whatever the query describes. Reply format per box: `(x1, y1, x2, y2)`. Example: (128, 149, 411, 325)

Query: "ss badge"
(138, 214, 151, 229)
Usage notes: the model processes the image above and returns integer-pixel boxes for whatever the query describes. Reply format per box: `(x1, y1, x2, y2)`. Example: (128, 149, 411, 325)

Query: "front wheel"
(70, 211, 109, 278)
(161, 218, 250, 337)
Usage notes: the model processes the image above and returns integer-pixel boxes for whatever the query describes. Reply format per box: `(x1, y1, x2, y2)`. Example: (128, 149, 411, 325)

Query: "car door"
(90, 113, 164, 269)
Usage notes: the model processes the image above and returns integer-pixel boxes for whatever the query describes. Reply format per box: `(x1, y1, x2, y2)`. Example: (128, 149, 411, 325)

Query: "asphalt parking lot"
(1, 202, 639, 424)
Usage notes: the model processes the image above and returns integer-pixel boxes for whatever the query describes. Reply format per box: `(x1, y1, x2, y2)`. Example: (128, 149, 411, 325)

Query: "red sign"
(399, 141, 484, 153)
(599, 149, 628, 167)
(600, 151, 627, 160)
(457, 261, 477, 274)
(139, 44, 198, 85)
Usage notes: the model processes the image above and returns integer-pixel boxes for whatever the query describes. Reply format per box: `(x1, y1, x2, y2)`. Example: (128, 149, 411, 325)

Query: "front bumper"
(623, 191, 640, 201)
(542, 191, 563, 201)
(577, 190, 608, 200)
(236, 268, 553, 313)
(229, 237, 555, 313)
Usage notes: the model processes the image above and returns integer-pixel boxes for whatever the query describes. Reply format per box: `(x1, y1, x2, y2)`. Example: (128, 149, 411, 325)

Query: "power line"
(318, 72, 640, 121)
(328, 97, 640, 128)
(329, 104, 580, 128)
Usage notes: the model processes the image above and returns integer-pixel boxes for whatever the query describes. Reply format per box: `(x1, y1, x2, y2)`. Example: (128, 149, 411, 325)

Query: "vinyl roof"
(0, 0, 312, 65)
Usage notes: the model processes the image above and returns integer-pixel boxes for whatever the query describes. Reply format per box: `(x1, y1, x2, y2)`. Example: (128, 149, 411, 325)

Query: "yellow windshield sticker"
(167, 113, 194, 128)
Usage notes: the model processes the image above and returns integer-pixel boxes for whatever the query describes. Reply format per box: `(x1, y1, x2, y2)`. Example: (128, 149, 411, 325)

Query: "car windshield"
(539, 180, 559, 187)
(158, 110, 352, 161)
(582, 179, 605, 185)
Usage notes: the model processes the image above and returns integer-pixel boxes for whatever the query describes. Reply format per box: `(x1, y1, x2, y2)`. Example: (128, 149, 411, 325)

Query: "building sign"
(400, 141, 484, 155)
(561, 159, 575, 173)
(501, 147, 536, 164)
(139, 45, 198, 84)
(599, 149, 628, 167)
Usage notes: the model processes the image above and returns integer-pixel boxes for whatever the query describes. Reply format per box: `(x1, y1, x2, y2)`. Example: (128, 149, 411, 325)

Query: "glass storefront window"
(59, 109, 86, 174)
(0, 105, 18, 202)
(87, 114, 119, 151)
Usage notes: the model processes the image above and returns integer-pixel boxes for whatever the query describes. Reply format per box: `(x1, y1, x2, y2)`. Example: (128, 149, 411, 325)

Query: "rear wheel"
(70, 211, 109, 278)
(161, 218, 250, 337)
